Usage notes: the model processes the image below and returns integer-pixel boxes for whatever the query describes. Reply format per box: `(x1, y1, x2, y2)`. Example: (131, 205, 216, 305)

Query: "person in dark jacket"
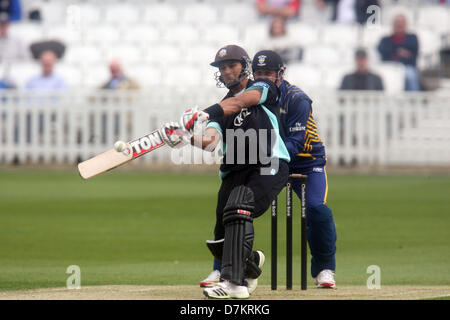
(340, 48, 384, 91)
(377, 14, 420, 91)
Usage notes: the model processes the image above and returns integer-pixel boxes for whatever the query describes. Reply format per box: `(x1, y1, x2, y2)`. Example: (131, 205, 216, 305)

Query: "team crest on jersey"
(219, 48, 227, 57)
(257, 55, 267, 66)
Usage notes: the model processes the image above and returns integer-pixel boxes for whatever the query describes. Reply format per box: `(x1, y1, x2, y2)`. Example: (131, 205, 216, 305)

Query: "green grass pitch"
(0, 168, 449, 291)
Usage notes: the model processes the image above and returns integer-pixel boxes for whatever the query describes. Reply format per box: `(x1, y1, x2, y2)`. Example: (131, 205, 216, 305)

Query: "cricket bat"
(78, 129, 165, 179)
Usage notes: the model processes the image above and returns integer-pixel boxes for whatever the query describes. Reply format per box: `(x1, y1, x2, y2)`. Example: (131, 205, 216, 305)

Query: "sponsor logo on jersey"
(129, 130, 165, 158)
(313, 167, 323, 173)
(234, 108, 252, 127)
(289, 122, 306, 132)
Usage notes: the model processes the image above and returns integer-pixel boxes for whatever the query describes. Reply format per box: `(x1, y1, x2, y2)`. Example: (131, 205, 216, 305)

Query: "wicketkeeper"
(251, 50, 338, 288)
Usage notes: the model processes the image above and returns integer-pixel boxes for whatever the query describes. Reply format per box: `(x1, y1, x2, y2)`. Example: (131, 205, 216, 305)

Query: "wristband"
(203, 103, 224, 119)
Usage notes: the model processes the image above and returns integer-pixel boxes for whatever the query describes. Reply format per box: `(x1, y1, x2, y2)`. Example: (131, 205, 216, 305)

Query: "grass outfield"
(0, 169, 449, 291)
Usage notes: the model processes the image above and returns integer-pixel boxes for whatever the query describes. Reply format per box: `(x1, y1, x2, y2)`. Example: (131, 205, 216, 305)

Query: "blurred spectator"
(0, 0, 22, 22)
(101, 59, 139, 90)
(315, 0, 353, 22)
(377, 14, 420, 91)
(0, 14, 30, 63)
(256, 0, 300, 20)
(25, 50, 66, 90)
(0, 76, 16, 89)
(355, 0, 379, 25)
(316, 0, 379, 24)
(266, 16, 303, 64)
(340, 48, 383, 90)
(30, 40, 65, 60)
(335, 0, 356, 23)
(25, 0, 41, 22)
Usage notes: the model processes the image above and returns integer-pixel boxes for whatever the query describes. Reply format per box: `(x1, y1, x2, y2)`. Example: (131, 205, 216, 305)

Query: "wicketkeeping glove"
(160, 121, 190, 148)
(180, 106, 209, 134)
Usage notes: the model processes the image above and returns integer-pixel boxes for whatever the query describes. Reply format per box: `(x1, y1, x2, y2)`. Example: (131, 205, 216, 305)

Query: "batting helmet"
(210, 45, 252, 89)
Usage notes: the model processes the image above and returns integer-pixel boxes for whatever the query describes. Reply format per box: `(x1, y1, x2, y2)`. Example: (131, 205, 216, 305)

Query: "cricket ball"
(114, 140, 127, 152)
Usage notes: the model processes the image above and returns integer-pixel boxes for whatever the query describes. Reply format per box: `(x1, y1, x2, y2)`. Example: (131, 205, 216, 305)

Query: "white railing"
(0, 89, 449, 167)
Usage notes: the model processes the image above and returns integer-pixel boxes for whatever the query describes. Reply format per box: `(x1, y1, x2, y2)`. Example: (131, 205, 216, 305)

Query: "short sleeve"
(245, 79, 279, 106)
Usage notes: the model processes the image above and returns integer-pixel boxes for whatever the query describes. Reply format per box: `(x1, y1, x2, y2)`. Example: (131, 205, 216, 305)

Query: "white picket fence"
(0, 89, 449, 167)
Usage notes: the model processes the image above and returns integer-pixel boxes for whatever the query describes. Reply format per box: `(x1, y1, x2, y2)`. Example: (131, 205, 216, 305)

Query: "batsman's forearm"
(219, 97, 246, 116)
(203, 90, 261, 118)
(190, 134, 219, 152)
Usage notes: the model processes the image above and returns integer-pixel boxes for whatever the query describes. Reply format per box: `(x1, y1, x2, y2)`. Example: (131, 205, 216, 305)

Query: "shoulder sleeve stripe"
(206, 121, 222, 136)
(246, 82, 269, 105)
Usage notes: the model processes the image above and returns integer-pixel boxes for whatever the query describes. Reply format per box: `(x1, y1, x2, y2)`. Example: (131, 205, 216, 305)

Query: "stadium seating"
(5, 0, 446, 92)
(181, 3, 219, 25)
(286, 23, 321, 47)
(302, 44, 341, 66)
(8, 62, 40, 88)
(105, 44, 143, 64)
(416, 5, 450, 35)
(83, 64, 109, 88)
(127, 63, 163, 88)
(163, 24, 201, 45)
(45, 24, 83, 46)
(373, 62, 406, 94)
(202, 24, 240, 46)
(8, 23, 44, 48)
(122, 24, 160, 48)
(104, 4, 140, 25)
(63, 44, 103, 65)
(142, 3, 178, 25)
(57, 63, 83, 87)
(75, 3, 102, 25)
(285, 63, 323, 90)
(222, 2, 259, 26)
(84, 25, 120, 46)
(321, 23, 361, 48)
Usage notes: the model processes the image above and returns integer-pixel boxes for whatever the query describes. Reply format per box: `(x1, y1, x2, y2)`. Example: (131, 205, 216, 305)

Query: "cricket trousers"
(212, 161, 289, 272)
(291, 165, 337, 278)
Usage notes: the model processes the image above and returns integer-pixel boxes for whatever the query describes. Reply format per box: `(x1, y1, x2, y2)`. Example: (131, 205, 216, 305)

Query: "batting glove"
(180, 107, 209, 134)
(160, 121, 190, 148)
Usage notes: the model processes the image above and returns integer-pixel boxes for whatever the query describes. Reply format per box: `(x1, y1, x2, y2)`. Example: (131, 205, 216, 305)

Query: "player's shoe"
(314, 269, 336, 289)
(203, 280, 250, 299)
(200, 269, 221, 288)
(246, 250, 265, 294)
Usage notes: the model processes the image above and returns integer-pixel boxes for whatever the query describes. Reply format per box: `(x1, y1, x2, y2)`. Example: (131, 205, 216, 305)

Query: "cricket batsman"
(160, 47, 290, 299)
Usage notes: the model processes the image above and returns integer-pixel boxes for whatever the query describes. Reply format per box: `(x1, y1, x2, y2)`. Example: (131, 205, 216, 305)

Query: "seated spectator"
(315, 0, 355, 23)
(25, 50, 66, 90)
(355, 0, 380, 25)
(377, 14, 420, 91)
(0, 0, 22, 22)
(256, 0, 300, 20)
(316, 0, 379, 24)
(101, 59, 139, 90)
(0, 77, 16, 89)
(0, 14, 30, 63)
(266, 16, 303, 64)
(340, 48, 383, 90)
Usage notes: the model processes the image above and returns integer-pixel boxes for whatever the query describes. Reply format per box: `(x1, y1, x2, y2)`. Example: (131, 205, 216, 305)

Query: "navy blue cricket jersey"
(279, 80, 326, 169)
